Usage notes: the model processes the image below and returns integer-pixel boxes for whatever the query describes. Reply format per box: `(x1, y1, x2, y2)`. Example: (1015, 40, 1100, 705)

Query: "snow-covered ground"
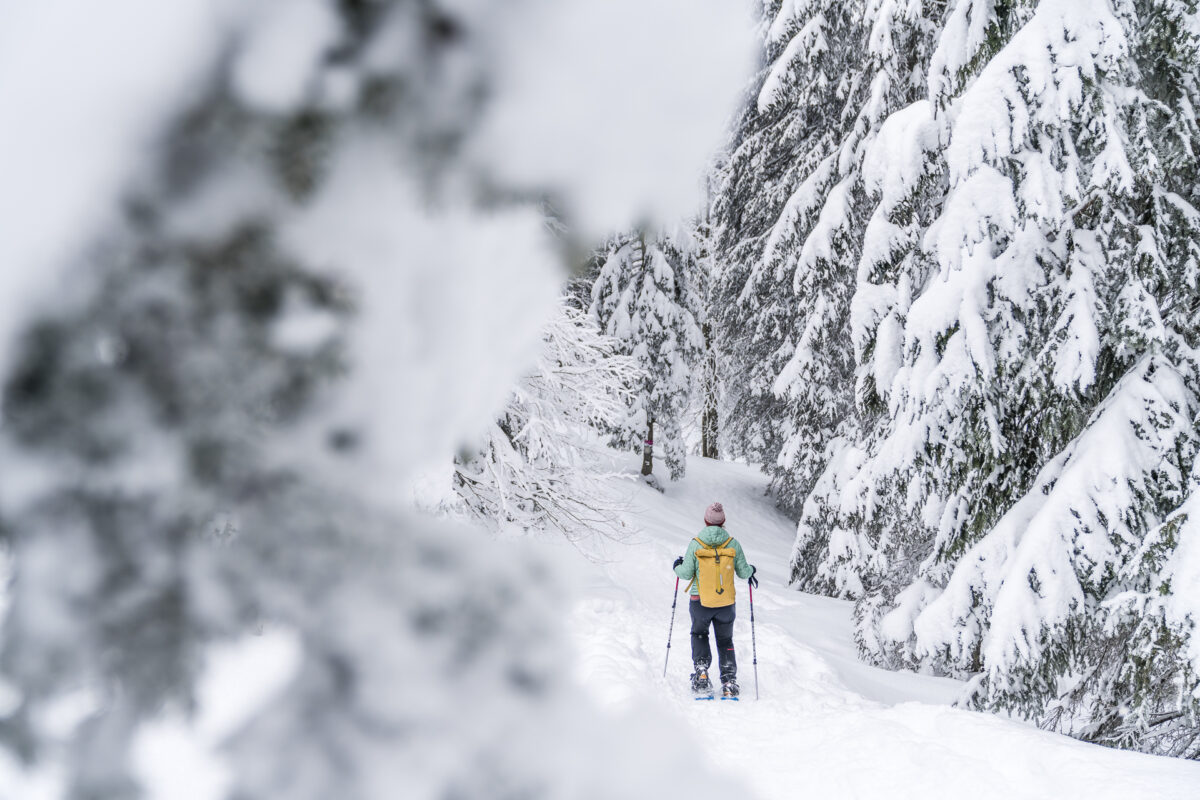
(557, 455, 1200, 800)
(6, 454, 1198, 799)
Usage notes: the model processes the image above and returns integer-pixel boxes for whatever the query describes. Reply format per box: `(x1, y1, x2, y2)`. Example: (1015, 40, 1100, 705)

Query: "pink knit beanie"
(704, 502, 726, 527)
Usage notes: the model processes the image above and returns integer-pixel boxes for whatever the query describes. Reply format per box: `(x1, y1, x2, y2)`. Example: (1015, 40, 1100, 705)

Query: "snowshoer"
(672, 502, 757, 699)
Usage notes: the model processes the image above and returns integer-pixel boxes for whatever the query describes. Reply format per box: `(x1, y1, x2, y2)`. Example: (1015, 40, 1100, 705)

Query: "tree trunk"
(701, 405, 718, 459)
(641, 417, 654, 475)
(701, 323, 718, 459)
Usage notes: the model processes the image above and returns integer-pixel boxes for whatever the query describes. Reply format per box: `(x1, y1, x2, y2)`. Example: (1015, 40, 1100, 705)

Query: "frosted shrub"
(454, 303, 643, 540)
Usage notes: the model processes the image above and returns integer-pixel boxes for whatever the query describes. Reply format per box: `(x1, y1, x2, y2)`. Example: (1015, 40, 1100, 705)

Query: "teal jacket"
(673, 525, 753, 596)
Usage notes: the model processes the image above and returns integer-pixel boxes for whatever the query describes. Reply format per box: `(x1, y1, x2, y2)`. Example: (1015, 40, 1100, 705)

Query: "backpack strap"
(720, 537, 733, 549)
(686, 540, 705, 595)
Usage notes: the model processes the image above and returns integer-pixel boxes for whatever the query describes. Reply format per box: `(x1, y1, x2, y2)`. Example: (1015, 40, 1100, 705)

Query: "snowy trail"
(560, 457, 1200, 800)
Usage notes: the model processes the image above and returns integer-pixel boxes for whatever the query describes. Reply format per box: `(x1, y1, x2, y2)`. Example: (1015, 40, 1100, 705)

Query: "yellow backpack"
(692, 536, 736, 607)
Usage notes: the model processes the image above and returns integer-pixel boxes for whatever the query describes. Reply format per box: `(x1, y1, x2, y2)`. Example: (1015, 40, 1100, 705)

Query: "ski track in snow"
(559, 456, 1200, 800)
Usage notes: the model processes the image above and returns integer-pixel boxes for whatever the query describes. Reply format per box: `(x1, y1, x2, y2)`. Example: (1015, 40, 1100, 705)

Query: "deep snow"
(559, 455, 1200, 800)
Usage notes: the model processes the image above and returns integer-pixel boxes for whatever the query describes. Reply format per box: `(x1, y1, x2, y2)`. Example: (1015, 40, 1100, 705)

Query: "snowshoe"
(721, 680, 739, 700)
(691, 665, 713, 700)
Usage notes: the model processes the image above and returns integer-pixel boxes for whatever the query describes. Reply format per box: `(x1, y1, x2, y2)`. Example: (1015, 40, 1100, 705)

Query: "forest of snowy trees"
(1, 0, 1199, 797)
(707, 0, 1200, 759)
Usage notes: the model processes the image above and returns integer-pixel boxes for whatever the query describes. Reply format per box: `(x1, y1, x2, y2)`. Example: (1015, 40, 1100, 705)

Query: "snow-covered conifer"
(718, 0, 1200, 758)
(845, 5, 1200, 755)
(589, 231, 703, 481)
(708, 5, 803, 471)
(710, 0, 874, 512)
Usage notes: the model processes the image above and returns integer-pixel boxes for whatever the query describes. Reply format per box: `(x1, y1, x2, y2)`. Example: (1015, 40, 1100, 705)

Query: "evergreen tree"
(589, 231, 703, 481)
(718, 0, 1200, 758)
(711, 0, 868, 488)
(844, 4, 1200, 759)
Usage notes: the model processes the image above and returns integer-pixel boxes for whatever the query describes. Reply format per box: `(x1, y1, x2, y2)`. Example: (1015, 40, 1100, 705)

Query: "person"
(672, 502, 757, 698)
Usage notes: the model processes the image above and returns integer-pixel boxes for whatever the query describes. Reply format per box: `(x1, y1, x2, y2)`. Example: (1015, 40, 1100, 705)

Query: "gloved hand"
(673, 556, 684, 569)
(748, 565, 759, 589)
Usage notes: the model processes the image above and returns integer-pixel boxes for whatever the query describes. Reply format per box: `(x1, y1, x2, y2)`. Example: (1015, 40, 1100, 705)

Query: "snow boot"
(691, 664, 713, 699)
(721, 679, 739, 700)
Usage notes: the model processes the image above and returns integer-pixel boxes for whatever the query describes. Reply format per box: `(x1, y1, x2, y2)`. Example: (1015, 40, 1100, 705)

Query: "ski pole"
(663, 576, 680, 677)
(750, 580, 759, 700)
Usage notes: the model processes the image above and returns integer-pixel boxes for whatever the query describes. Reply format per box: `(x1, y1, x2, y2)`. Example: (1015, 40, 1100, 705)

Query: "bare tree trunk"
(641, 417, 654, 475)
(701, 404, 718, 459)
(701, 322, 718, 459)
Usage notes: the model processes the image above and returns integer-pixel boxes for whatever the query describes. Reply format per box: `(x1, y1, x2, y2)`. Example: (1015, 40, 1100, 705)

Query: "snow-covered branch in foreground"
(455, 303, 642, 540)
(0, 1, 757, 797)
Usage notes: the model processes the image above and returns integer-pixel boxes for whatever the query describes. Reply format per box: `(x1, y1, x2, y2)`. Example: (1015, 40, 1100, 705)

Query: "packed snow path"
(560, 457, 1200, 800)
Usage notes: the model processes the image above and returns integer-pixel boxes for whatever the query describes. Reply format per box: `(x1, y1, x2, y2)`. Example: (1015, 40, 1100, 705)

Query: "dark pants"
(690, 598, 736, 682)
